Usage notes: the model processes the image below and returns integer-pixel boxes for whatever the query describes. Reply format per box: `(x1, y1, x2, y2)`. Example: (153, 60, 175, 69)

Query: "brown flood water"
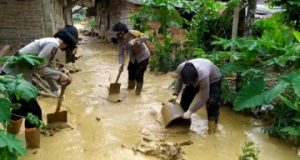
(19, 36, 299, 160)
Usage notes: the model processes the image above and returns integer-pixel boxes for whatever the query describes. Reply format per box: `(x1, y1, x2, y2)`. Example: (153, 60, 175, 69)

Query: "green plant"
(0, 55, 44, 159)
(238, 141, 260, 160)
(267, 0, 300, 31)
(187, 0, 230, 52)
(87, 17, 97, 28)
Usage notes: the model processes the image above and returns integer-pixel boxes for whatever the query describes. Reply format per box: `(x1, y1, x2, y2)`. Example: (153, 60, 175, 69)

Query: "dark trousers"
(180, 79, 222, 122)
(128, 58, 149, 83)
(11, 98, 42, 128)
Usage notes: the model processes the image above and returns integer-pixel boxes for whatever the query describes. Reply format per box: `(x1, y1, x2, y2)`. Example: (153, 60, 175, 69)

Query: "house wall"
(0, 0, 65, 49)
(0, 0, 44, 46)
(96, 0, 139, 41)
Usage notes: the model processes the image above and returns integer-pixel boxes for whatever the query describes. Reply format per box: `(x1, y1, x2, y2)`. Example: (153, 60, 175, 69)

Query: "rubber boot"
(208, 120, 217, 135)
(128, 80, 135, 89)
(7, 119, 23, 135)
(135, 82, 143, 96)
(25, 128, 40, 148)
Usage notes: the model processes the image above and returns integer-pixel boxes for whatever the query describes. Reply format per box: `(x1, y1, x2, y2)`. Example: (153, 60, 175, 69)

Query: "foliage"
(0, 53, 44, 69)
(130, 0, 193, 73)
(0, 55, 44, 159)
(129, 12, 149, 32)
(187, 0, 230, 52)
(238, 141, 260, 160)
(141, 0, 192, 36)
(267, 0, 300, 31)
(87, 17, 97, 28)
(0, 130, 27, 160)
(149, 36, 176, 73)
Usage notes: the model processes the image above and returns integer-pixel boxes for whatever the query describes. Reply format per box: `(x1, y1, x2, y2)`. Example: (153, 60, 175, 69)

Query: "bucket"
(161, 102, 191, 128)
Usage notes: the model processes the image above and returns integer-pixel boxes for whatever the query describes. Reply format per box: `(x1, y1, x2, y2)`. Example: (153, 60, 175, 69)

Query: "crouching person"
(2, 25, 77, 148)
(170, 58, 222, 134)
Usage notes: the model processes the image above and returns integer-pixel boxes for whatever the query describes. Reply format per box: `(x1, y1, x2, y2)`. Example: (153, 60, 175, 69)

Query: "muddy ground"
(18, 36, 299, 160)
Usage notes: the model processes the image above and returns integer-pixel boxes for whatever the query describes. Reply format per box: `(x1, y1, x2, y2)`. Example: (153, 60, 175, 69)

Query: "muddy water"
(19, 37, 299, 160)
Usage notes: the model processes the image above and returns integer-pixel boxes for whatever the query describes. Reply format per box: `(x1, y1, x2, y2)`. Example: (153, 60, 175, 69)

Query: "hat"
(181, 62, 198, 84)
(54, 29, 77, 51)
(63, 25, 78, 41)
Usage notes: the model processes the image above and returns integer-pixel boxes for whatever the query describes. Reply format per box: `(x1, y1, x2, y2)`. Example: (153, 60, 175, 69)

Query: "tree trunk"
(231, 1, 240, 40)
(231, 1, 242, 92)
(245, 0, 257, 36)
(63, 0, 78, 63)
(238, 6, 245, 36)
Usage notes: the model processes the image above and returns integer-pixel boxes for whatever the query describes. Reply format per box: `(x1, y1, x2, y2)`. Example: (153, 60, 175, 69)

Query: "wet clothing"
(118, 30, 150, 65)
(174, 58, 222, 120)
(128, 58, 149, 82)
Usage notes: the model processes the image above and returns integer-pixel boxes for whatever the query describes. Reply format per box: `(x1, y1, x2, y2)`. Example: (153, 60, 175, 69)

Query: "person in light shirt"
(1, 25, 78, 148)
(170, 58, 222, 134)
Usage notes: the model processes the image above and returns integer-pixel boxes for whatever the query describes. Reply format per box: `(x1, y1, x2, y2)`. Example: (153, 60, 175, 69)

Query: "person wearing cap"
(1, 25, 78, 148)
(170, 58, 222, 134)
(112, 22, 150, 95)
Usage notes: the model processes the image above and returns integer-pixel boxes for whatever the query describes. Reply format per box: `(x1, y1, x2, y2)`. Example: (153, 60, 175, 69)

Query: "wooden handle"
(55, 85, 67, 112)
(115, 70, 122, 83)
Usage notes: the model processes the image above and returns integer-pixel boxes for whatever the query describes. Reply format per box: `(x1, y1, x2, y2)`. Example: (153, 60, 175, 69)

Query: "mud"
(18, 36, 300, 160)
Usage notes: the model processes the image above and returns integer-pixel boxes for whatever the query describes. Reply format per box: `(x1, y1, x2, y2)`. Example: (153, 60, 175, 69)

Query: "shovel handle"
(115, 70, 122, 83)
(56, 85, 67, 112)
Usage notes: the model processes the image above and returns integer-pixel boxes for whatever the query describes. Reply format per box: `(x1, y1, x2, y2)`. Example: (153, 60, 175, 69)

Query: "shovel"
(109, 70, 122, 95)
(47, 85, 68, 124)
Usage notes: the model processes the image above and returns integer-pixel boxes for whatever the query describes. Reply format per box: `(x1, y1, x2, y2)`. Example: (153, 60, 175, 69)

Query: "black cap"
(54, 29, 77, 51)
(63, 25, 79, 41)
(112, 22, 129, 33)
(181, 62, 198, 84)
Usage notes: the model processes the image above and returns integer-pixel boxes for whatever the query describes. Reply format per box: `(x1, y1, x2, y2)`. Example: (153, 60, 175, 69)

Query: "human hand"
(129, 39, 136, 46)
(182, 110, 192, 119)
(168, 93, 178, 103)
(58, 73, 71, 85)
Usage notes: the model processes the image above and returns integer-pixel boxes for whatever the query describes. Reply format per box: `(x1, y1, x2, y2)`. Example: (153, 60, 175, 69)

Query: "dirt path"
(20, 36, 299, 160)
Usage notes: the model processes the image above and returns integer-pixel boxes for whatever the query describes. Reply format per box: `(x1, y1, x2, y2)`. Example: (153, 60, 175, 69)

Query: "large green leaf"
(0, 98, 11, 127)
(234, 79, 287, 111)
(0, 131, 26, 158)
(8, 54, 43, 68)
(220, 63, 247, 75)
(234, 78, 265, 111)
(292, 75, 300, 97)
(14, 75, 38, 102)
(280, 126, 300, 136)
(279, 70, 300, 97)
(293, 31, 300, 43)
(279, 95, 300, 111)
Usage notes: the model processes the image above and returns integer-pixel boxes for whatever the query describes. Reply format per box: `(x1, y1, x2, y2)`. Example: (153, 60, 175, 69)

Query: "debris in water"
(127, 136, 193, 160)
(96, 117, 101, 122)
(41, 123, 72, 137)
